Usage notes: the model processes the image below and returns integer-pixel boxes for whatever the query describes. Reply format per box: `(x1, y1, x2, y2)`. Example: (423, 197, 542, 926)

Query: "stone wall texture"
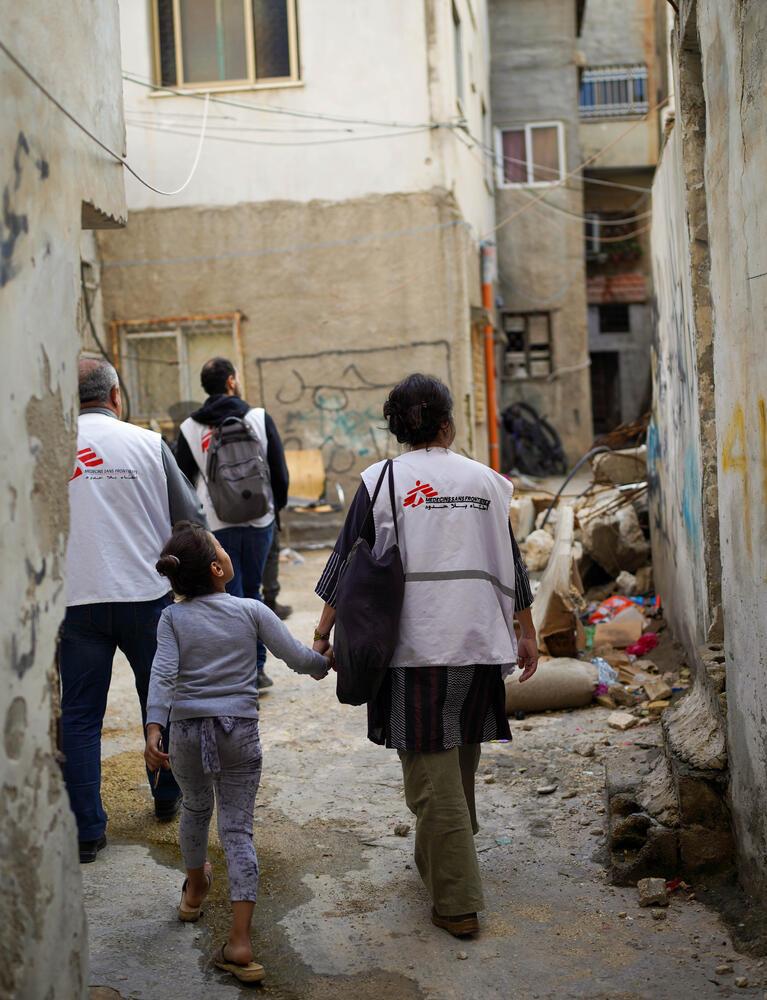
(0, 4, 126, 997)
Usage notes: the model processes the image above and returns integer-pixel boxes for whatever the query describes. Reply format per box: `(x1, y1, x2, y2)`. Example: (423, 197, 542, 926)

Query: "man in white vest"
(62, 359, 206, 863)
(175, 357, 289, 689)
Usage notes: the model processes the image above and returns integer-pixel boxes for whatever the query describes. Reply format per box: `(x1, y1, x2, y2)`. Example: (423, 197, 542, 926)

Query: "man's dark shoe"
(79, 834, 107, 864)
(431, 908, 479, 937)
(265, 597, 292, 620)
(257, 671, 274, 690)
(155, 794, 183, 822)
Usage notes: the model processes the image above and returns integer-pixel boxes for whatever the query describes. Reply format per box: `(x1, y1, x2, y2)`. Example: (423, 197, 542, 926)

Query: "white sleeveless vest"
(180, 408, 274, 532)
(66, 412, 172, 605)
(360, 449, 517, 669)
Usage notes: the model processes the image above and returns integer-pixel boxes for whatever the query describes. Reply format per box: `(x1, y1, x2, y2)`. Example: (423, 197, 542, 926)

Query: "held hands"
(144, 722, 171, 772)
(310, 640, 335, 680)
(516, 635, 539, 683)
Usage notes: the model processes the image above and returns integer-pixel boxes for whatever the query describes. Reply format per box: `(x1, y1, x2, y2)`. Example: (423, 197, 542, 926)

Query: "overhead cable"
(0, 40, 210, 197)
(123, 72, 457, 131)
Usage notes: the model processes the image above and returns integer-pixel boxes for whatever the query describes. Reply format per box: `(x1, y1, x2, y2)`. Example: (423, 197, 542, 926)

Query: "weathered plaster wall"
(696, 0, 767, 897)
(587, 302, 652, 423)
(489, 0, 593, 463)
(0, 5, 126, 997)
(98, 190, 485, 495)
(648, 116, 710, 656)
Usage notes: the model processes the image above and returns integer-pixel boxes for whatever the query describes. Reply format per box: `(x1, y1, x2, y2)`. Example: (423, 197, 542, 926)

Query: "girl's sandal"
(212, 944, 266, 983)
(177, 862, 213, 922)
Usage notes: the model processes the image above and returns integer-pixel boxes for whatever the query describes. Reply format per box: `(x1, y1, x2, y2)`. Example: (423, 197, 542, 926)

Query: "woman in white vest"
(313, 374, 538, 937)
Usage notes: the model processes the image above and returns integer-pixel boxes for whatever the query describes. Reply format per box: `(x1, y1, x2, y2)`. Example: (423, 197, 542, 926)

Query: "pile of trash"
(505, 445, 687, 722)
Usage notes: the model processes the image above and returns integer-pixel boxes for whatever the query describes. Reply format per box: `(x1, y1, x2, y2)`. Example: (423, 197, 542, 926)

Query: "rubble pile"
(505, 444, 734, 887)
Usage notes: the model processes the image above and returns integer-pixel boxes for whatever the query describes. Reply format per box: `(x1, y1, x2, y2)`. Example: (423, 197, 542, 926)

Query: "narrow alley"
(85, 551, 763, 1000)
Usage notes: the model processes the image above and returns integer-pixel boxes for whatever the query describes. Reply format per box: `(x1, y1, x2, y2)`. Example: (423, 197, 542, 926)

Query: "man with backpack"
(175, 357, 290, 689)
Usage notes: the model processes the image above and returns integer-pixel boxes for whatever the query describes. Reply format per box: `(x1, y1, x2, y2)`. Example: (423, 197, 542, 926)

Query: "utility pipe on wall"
(481, 241, 500, 471)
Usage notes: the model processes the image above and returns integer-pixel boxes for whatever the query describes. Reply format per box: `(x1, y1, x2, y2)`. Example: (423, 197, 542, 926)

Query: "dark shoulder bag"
(334, 460, 405, 706)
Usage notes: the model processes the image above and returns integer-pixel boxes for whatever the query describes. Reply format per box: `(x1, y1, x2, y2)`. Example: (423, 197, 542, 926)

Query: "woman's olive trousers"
(398, 744, 484, 915)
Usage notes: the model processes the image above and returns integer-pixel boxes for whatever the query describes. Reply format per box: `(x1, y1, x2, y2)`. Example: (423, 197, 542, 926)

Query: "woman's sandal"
(212, 943, 266, 983)
(177, 862, 213, 922)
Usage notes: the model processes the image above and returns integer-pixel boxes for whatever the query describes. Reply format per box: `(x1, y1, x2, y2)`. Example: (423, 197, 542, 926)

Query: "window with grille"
(113, 315, 243, 425)
(502, 312, 553, 378)
(154, 0, 299, 89)
(496, 123, 564, 186)
(579, 65, 648, 118)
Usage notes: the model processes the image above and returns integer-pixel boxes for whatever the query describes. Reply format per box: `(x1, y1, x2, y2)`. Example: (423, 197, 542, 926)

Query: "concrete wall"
(695, 0, 767, 898)
(0, 4, 126, 998)
(648, 115, 711, 659)
(97, 190, 485, 496)
(651, 0, 767, 895)
(587, 302, 652, 423)
(489, 0, 593, 464)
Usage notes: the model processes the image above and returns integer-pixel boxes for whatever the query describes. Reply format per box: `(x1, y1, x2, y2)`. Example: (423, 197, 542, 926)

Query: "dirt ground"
(82, 549, 767, 1000)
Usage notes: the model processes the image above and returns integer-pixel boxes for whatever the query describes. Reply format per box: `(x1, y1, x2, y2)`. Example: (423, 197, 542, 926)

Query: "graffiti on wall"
(721, 396, 767, 562)
(256, 341, 451, 476)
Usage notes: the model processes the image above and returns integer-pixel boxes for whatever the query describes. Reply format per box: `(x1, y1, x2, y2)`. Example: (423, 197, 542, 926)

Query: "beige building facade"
(99, 0, 497, 495)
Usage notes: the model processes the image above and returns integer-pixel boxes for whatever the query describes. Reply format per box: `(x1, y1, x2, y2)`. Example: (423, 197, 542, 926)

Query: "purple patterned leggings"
(169, 717, 262, 901)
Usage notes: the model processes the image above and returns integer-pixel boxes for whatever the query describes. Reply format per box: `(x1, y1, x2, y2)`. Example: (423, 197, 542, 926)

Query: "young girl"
(144, 520, 330, 984)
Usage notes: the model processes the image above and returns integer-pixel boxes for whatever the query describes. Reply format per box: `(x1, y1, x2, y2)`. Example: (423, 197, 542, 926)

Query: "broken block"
(637, 877, 669, 907)
(608, 711, 638, 731)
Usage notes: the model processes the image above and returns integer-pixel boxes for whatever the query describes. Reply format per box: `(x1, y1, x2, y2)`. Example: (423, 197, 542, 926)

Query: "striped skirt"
(368, 665, 512, 752)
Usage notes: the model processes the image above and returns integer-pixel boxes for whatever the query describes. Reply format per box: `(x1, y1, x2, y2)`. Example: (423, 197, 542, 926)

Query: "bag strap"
(360, 459, 399, 545)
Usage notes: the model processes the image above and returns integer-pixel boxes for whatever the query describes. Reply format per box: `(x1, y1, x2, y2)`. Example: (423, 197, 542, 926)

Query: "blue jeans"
(59, 595, 180, 841)
(214, 523, 274, 674)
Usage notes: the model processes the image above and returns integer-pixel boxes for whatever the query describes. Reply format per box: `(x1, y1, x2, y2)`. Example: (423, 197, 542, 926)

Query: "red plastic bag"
(625, 633, 659, 657)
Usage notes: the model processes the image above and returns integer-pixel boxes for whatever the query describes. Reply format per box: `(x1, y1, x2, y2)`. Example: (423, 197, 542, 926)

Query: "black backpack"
(205, 415, 272, 522)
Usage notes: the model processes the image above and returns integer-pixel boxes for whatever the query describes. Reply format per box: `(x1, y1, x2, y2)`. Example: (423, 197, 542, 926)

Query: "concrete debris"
(716, 965, 734, 975)
(520, 529, 555, 571)
(483, 774, 496, 784)
(651, 908, 668, 921)
(608, 711, 638, 731)
(595, 694, 618, 710)
(575, 487, 650, 575)
(642, 676, 672, 702)
(393, 823, 411, 837)
(536, 784, 558, 795)
(608, 683, 637, 707)
(572, 740, 596, 758)
(591, 446, 647, 486)
(457, 952, 469, 961)
(615, 570, 639, 595)
(648, 700, 671, 715)
(509, 497, 536, 542)
(635, 566, 654, 593)
(637, 877, 669, 907)
(531, 505, 587, 657)
(735, 977, 749, 988)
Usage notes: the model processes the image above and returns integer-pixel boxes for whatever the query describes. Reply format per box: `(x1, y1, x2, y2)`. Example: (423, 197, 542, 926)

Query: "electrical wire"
(0, 39, 210, 197)
(123, 71, 457, 131)
(124, 118, 435, 148)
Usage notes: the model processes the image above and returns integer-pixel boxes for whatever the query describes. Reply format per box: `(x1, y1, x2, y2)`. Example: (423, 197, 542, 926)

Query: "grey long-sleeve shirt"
(147, 593, 327, 724)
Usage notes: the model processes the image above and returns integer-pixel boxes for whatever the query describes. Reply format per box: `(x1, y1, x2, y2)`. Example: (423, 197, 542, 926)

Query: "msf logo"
(201, 428, 213, 453)
(403, 480, 439, 508)
(69, 447, 103, 481)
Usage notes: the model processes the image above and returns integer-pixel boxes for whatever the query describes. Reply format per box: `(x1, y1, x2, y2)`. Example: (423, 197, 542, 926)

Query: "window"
(598, 304, 630, 333)
(113, 314, 243, 424)
(579, 65, 648, 118)
(502, 312, 552, 378)
(497, 123, 564, 186)
(585, 212, 601, 257)
(452, 2, 464, 106)
(154, 0, 299, 89)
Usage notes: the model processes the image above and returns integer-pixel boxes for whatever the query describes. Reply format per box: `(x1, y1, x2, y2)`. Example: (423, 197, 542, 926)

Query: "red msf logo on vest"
(202, 428, 213, 453)
(69, 446, 104, 481)
(403, 481, 439, 508)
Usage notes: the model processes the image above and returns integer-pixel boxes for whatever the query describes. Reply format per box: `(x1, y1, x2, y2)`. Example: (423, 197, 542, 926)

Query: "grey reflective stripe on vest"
(404, 569, 516, 600)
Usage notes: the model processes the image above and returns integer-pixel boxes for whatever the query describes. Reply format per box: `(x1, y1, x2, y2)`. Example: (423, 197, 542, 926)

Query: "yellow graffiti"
(721, 402, 751, 556)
